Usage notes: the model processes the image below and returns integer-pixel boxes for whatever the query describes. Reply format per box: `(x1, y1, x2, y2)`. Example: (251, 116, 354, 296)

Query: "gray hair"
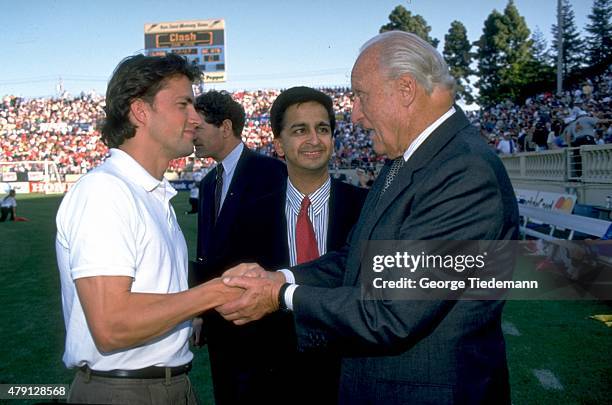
(359, 31, 455, 95)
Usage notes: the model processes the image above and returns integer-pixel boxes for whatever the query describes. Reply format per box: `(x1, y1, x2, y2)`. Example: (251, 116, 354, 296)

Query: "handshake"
(191, 263, 287, 346)
(204, 263, 287, 324)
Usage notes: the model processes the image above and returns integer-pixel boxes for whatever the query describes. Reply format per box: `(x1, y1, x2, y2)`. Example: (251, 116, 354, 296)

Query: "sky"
(0, 0, 592, 98)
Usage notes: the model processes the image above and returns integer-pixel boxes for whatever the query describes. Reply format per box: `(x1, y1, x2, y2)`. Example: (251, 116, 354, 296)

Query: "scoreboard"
(144, 19, 226, 83)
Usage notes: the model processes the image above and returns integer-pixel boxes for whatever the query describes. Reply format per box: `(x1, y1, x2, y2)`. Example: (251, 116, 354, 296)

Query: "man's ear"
(273, 138, 285, 157)
(397, 74, 417, 107)
(221, 119, 233, 137)
(129, 99, 149, 127)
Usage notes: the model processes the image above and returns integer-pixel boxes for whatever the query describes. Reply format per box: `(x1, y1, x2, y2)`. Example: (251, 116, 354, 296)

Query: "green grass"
(504, 258, 612, 403)
(0, 193, 610, 404)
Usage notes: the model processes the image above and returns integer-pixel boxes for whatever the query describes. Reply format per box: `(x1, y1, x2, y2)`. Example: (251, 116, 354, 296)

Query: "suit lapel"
(277, 182, 291, 266)
(197, 171, 218, 258)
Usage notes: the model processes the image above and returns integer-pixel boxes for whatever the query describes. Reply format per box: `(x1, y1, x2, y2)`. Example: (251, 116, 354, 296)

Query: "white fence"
(500, 144, 612, 184)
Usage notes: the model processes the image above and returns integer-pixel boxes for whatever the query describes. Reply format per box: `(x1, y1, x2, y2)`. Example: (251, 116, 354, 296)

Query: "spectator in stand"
(497, 132, 517, 154)
(583, 80, 594, 100)
(532, 121, 549, 151)
(563, 112, 612, 147)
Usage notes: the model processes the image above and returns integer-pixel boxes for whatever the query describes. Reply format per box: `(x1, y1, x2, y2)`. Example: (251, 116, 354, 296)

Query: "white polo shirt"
(56, 148, 193, 370)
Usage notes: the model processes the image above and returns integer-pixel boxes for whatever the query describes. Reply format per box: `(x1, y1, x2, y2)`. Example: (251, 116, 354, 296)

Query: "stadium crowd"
(1, 71, 611, 177)
(473, 72, 612, 153)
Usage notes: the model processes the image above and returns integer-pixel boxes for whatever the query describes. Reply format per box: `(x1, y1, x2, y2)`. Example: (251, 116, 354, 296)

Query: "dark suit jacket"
(190, 146, 286, 405)
(290, 108, 519, 405)
(211, 178, 368, 405)
(190, 145, 287, 286)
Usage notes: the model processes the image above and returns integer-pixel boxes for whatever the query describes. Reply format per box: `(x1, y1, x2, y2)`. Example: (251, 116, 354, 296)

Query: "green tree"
(474, 10, 505, 105)
(380, 5, 439, 48)
(551, 0, 582, 76)
(475, 1, 543, 105)
(527, 27, 556, 87)
(531, 26, 551, 64)
(443, 20, 474, 103)
(585, 0, 612, 66)
(497, 0, 535, 98)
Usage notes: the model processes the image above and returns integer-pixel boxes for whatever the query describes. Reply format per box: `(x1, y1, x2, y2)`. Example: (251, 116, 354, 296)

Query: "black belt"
(80, 362, 192, 379)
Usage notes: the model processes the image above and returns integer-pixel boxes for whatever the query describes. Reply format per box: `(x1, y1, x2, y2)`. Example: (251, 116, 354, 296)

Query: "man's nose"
(307, 128, 322, 145)
(188, 105, 201, 125)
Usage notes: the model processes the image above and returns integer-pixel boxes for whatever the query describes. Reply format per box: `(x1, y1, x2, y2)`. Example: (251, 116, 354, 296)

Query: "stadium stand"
(1, 71, 610, 185)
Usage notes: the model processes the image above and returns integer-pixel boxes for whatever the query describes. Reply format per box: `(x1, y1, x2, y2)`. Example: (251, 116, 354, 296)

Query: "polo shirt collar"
(108, 148, 172, 193)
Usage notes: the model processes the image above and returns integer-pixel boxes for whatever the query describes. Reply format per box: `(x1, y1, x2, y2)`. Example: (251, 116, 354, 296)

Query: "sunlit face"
(144, 75, 199, 160)
(274, 101, 333, 175)
(351, 48, 404, 158)
(193, 117, 227, 161)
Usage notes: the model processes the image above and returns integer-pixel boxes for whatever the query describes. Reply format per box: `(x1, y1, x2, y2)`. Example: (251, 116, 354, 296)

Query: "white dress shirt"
(217, 142, 244, 210)
(285, 177, 331, 266)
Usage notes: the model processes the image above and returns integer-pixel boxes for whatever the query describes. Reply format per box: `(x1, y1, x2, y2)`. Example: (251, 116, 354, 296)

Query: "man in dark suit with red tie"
(225, 87, 367, 404)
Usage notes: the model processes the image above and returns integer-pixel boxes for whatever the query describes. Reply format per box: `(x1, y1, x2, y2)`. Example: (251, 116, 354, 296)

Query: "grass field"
(0, 193, 610, 404)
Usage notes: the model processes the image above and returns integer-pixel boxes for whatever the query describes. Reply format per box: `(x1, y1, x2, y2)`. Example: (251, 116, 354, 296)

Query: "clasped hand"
(214, 263, 286, 325)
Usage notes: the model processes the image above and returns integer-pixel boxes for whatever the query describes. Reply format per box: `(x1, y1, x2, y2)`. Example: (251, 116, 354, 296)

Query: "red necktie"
(296, 196, 319, 264)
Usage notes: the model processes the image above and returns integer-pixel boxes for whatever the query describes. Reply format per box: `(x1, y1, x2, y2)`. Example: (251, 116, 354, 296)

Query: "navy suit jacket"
(290, 108, 519, 405)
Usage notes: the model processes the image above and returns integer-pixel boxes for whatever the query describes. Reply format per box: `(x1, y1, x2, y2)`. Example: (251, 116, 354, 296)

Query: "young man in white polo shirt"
(55, 54, 242, 404)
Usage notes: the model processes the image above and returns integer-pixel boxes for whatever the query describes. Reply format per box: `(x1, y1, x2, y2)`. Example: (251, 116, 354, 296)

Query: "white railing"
(581, 144, 612, 184)
(500, 144, 612, 184)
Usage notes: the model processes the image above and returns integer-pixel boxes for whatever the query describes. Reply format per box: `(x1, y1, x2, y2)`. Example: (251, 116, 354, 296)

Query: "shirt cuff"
(278, 269, 295, 284)
(284, 284, 299, 311)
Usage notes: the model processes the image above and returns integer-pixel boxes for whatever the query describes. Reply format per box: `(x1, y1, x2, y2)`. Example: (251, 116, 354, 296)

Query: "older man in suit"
(218, 31, 519, 404)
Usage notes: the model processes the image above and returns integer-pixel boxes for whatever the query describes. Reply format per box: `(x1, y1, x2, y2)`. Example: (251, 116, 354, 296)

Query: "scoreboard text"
(144, 19, 226, 83)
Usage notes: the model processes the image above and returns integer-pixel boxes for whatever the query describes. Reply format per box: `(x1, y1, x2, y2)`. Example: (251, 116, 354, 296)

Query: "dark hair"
(194, 90, 245, 138)
(101, 53, 201, 148)
(270, 86, 336, 138)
